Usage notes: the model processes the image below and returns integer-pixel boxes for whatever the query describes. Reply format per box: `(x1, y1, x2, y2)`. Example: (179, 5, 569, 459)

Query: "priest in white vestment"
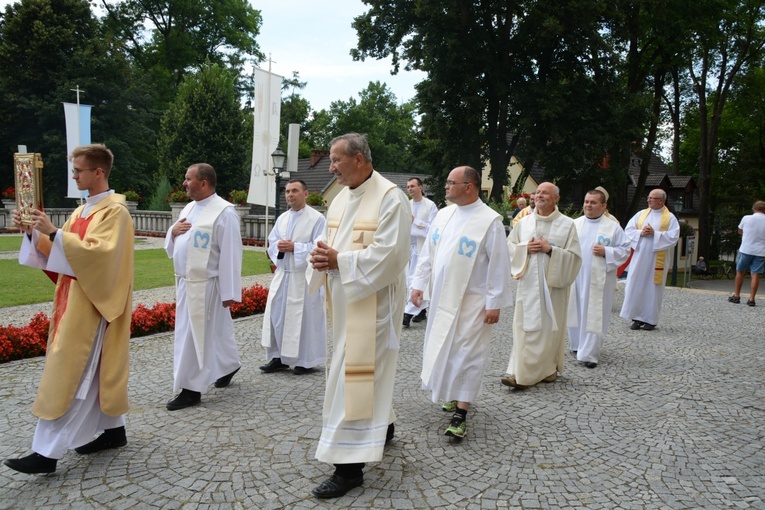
(567, 189, 630, 369)
(5, 144, 133, 475)
(165, 163, 243, 411)
(261, 179, 326, 374)
(619, 189, 680, 331)
(403, 176, 438, 328)
(502, 182, 581, 390)
(411, 166, 512, 439)
(307, 133, 410, 499)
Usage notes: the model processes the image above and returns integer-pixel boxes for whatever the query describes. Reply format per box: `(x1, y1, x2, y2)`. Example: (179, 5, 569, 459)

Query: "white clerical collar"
(195, 193, 218, 207)
(456, 199, 483, 212)
(289, 206, 305, 216)
(86, 189, 114, 206)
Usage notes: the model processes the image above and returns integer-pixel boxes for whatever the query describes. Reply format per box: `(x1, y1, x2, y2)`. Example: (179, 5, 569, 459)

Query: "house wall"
(481, 156, 539, 199)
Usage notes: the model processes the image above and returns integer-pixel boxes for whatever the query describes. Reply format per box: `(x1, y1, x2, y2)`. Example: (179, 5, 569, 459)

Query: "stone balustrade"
(0, 206, 274, 242)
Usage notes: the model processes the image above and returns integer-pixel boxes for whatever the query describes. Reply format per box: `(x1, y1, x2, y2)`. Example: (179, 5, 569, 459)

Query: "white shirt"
(738, 212, 765, 256)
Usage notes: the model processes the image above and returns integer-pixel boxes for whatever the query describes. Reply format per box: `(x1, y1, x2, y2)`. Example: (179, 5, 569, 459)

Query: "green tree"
(307, 81, 417, 173)
(279, 71, 312, 158)
(0, 0, 159, 205)
(685, 0, 765, 260)
(99, 0, 263, 104)
(157, 63, 248, 197)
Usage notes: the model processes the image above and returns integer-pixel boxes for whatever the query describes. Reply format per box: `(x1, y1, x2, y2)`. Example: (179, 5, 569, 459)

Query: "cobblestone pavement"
(1, 279, 764, 509)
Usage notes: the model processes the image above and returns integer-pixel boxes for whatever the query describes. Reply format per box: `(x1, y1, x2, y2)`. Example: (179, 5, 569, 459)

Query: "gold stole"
(326, 172, 396, 421)
(636, 206, 671, 284)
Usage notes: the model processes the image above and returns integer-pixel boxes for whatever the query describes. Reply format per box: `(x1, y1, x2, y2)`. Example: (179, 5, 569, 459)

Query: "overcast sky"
(254, 0, 425, 110)
(0, 0, 425, 111)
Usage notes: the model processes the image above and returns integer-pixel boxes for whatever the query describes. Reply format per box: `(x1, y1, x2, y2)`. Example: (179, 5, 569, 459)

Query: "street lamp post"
(271, 147, 287, 221)
(671, 197, 683, 286)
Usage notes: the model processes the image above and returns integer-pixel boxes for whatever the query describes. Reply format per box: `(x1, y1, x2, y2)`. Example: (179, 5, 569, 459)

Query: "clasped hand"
(310, 240, 338, 272)
(527, 236, 551, 254)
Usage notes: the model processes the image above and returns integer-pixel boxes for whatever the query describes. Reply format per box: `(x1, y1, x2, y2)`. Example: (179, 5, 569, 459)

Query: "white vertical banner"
(63, 102, 92, 199)
(247, 67, 283, 206)
(287, 123, 300, 174)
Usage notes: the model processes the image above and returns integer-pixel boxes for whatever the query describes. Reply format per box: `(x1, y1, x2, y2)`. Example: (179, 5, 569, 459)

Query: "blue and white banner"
(63, 102, 93, 199)
(247, 67, 283, 207)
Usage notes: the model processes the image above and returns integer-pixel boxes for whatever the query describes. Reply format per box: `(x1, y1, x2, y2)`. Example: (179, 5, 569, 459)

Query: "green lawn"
(0, 235, 22, 252)
(0, 248, 271, 308)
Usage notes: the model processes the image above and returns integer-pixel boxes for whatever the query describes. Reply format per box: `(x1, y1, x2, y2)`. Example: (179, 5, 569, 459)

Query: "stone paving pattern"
(1, 277, 764, 509)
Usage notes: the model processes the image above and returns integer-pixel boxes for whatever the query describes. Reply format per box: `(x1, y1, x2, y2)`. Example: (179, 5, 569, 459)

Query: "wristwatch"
(49, 230, 57, 242)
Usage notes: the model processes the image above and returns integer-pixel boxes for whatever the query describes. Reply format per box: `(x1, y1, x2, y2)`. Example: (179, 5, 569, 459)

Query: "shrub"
(148, 175, 173, 211)
(1, 285, 271, 363)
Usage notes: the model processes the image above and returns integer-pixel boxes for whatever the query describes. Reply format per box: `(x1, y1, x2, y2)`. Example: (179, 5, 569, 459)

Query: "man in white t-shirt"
(729, 200, 765, 307)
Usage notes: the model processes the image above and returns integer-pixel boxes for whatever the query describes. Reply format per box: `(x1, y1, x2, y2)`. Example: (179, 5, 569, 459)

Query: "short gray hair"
(330, 133, 373, 163)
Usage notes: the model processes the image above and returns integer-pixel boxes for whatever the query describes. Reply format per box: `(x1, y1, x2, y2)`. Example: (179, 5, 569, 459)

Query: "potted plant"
(306, 190, 326, 212)
(228, 189, 248, 206)
(228, 189, 251, 220)
(166, 188, 190, 203)
(166, 187, 190, 222)
(123, 189, 140, 212)
(2, 186, 15, 210)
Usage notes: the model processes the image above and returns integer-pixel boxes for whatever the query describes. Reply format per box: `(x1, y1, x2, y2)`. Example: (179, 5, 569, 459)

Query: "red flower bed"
(0, 285, 270, 363)
(0, 312, 50, 363)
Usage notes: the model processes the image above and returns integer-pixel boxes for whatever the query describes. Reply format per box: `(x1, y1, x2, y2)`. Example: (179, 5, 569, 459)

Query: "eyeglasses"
(445, 181, 470, 186)
(647, 196, 663, 200)
(71, 167, 96, 176)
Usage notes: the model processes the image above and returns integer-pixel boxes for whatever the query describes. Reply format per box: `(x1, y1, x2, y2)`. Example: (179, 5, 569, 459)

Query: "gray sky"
(0, 0, 426, 111)
(254, 0, 425, 110)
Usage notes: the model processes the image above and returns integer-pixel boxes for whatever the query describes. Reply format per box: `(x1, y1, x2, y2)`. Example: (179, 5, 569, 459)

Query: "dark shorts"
(736, 252, 765, 274)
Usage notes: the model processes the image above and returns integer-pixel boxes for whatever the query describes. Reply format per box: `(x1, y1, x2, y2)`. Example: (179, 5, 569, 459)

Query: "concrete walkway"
(1, 279, 764, 509)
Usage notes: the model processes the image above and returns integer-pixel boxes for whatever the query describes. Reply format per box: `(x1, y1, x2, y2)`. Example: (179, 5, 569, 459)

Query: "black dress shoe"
(214, 367, 241, 388)
(259, 358, 289, 373)
(293, 366, 313, 375)
(630, 320, 643, 330)
(3, 453, 57, 474)
(312, 473, 364, 498)
(166, 389, 201, 411)
(641, 323, 655, 331)
(385, 423, 395, 445)
(75, 426, 127, 454)
(412, 309, 427, 323)
(402, 313, 413, 328)
(584, 362, 597, 369)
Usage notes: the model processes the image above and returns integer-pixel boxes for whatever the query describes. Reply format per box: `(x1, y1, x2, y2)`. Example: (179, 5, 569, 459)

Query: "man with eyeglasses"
(619, 189, 680, 331)
(502, 182, 581, 390)
(410, 166, 512, 439)
(5, 144, 133, 474)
